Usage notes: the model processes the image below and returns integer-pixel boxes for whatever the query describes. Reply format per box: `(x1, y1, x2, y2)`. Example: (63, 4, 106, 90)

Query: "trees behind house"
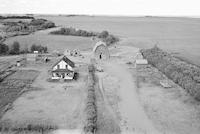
(98, 30, 109, 38)
(97, 31, 119, 45)
(9, 41, 20, 54)
(0, 41, 48, 55)
(0, 43, 9, 54)
(30, 19, 55, 29)
(50, 28, 119, 45)
(31, 44, 48, 53)
(50, 27, 96, 37)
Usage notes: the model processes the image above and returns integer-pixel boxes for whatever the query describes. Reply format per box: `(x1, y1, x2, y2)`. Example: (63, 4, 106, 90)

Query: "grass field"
(37, 15, 200, 66)
(4, 28, 95, 53)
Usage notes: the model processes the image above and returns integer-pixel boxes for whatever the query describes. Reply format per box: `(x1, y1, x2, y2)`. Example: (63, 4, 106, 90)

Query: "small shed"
(134, 59, 148, 68)
(93, 41, 110, 60)
(16, 61, 21, 67)
(34, 51, 39, 54)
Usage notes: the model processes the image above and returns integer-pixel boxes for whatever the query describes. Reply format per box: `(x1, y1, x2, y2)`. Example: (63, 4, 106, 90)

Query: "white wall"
(53, 60, 73, 71)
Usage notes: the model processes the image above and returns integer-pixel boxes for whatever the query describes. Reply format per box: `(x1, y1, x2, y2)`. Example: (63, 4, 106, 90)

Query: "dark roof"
(52, 56, 75, 68)
(52, 69, 73, 73)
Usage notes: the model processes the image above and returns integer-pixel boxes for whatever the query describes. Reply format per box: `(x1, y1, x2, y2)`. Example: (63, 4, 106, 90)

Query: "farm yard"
(0, 54, 90, 133)
(1, 15, 200, 134)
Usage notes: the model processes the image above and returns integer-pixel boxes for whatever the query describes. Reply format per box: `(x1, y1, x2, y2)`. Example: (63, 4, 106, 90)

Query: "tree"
(31, 44, 37, 52)
(10, 41, 20, 54)
(30, 44, 48, 53)
(0, 43, 9, 54)
(98, 31, 109, 38)
(44, 46, 48, 53)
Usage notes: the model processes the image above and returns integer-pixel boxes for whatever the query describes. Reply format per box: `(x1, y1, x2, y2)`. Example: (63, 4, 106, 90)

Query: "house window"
(56, 73, 59, 77)
(57, 65, 60, 69)
(65, 65, 68, 69)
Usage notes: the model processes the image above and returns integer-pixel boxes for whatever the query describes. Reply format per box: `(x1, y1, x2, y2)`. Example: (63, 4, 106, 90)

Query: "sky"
(0, 0, 200, 16)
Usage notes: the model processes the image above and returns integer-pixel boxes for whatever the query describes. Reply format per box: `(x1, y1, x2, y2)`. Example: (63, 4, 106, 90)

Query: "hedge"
(50, 28, 119, 46)
(84, 65, 97, 134)
(140, 46, 200, 100)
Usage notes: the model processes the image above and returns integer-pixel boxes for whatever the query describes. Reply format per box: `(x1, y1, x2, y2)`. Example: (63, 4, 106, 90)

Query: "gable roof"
(52, 56, 75, 68)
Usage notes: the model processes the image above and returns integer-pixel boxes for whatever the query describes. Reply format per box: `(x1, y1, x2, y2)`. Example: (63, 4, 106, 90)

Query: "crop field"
(0, 56, 20, 72)
(6, 70, 39, 81)
(37, 15, 200, 66)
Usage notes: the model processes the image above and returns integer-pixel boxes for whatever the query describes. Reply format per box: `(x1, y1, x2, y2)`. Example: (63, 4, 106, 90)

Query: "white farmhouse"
(51, 56, 75, 80)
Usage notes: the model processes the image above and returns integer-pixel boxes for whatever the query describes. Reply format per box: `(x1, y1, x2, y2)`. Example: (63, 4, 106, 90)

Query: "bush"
(41, 21, 55, 29)
(98, 30, 109, 38)
(30, 19, 47, 26)
(9, 41, 20, 54)
(0, 43, 9, 54)
(30, 44, 48, 53)
(141, 46, 200, 100)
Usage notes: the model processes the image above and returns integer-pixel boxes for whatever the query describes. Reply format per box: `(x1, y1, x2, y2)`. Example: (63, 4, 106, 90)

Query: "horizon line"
(1, 13, 200, 18)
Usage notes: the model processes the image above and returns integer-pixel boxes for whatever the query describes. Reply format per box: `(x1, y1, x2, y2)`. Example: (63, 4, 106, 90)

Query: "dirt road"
(102, 61, 160, 134)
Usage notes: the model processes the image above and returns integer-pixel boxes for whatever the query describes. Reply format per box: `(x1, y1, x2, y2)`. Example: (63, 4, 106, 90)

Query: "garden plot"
(0, 70, 39, 120)
(6, 70, 39, 82)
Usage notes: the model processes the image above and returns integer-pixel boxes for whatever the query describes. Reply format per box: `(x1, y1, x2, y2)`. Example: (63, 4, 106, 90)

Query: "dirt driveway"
(97, 45, 200, 134)
(102, 61, 160, 134)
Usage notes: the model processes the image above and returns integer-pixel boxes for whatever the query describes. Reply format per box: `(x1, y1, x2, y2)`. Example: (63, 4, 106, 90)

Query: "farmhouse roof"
(52, 56, 75, 68)
(93, 41, 107, 52)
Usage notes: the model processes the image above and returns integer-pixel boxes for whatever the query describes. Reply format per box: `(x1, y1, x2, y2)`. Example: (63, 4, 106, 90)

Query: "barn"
(93, 41, 110, 60)
(51, 56, 75, 80)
